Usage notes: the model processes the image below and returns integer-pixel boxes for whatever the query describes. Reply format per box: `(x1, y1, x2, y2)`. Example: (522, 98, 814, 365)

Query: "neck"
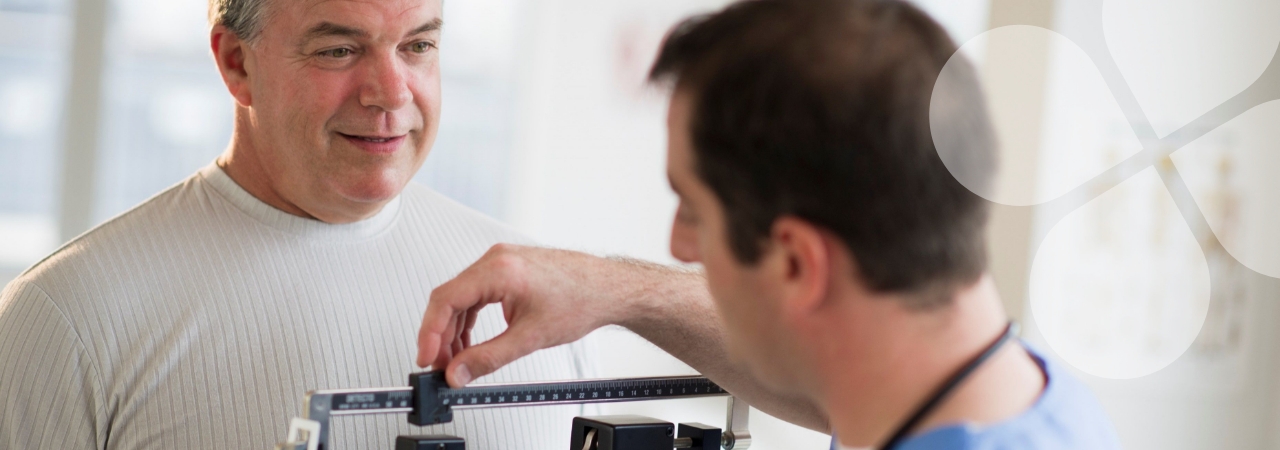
(819, 276, 1045, 448)
(218, 112, 384, 224)
(219, 114, 317, 220)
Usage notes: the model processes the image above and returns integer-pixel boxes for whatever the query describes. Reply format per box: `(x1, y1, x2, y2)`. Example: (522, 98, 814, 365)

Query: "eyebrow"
(406, 18, 444, 37)
(300, 18, 444, 44)
(301, 22, 370, 43)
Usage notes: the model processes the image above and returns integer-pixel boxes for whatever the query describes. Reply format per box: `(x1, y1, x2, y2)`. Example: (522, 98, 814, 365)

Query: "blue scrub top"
(832, 342, 1122, 450)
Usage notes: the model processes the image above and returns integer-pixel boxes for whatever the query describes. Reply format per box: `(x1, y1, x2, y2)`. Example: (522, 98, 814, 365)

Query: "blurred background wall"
(1, 0, 1278, 448)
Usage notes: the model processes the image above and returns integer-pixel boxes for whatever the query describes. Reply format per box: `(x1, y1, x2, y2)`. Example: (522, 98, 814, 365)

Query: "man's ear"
(211, 24, 253, 107)
(770, 216, 831, 319)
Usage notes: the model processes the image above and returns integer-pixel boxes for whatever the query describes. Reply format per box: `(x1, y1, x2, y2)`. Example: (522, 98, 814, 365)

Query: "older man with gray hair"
(0, 0, 587, 448)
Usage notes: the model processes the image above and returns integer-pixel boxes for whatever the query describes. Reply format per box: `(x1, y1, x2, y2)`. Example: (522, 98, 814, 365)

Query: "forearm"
(607, 258, 830, 432)
(419, 245, 829, 431)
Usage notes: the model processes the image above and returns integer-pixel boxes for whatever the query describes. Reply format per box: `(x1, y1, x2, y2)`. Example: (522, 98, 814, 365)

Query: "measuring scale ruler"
(275, 371, 752, 450)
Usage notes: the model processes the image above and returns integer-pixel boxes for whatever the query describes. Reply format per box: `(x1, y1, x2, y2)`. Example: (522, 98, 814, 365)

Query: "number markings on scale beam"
(436, 376, 727, 410)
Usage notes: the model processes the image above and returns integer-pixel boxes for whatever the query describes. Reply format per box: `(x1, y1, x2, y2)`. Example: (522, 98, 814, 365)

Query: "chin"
(748, 357, 799, 394)
(727, 340, 777, 387)
(731, 334, 805, 395)
(336, 173, 411, 203)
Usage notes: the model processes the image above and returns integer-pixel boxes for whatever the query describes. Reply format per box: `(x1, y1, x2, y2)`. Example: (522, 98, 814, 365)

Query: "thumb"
(445, 324, 544, 387)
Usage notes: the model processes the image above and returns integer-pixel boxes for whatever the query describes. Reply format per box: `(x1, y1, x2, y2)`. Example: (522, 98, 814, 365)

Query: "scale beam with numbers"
(275, 370, 752, 450)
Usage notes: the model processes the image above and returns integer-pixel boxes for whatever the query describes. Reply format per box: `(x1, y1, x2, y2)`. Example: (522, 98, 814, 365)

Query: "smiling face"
(219, 0, 443, 222)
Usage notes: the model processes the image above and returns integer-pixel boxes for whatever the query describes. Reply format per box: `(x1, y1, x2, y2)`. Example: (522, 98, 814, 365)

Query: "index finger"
(417, 274, 483, 367)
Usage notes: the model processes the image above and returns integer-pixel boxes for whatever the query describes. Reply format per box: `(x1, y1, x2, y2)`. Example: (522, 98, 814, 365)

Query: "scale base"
(396, 435, 465, 450)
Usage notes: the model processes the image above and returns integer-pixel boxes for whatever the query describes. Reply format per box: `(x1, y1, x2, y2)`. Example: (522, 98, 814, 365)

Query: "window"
(0, 0, 70, 274)
(94, 0, 232, 223)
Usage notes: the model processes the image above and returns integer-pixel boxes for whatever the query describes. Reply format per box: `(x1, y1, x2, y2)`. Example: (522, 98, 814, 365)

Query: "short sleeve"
(0, 280, 108, 449)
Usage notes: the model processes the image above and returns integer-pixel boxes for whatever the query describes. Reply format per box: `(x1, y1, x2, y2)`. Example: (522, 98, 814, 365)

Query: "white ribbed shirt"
(0, 164, 588, 450)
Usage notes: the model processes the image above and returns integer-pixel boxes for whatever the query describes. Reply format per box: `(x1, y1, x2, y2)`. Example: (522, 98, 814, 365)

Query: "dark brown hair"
(650, 0, 996, 307)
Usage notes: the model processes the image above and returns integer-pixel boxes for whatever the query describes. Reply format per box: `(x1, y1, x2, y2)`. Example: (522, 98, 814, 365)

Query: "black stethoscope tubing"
(878, 321, 1021, 450)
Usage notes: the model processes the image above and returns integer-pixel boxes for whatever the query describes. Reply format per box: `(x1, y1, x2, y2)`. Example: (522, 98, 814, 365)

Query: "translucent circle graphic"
(1104, 0, 1280, 137)
(932, 25, 1143, 207)
(1029, 168, 1210, 379)
(1171, 99, 1280, 279)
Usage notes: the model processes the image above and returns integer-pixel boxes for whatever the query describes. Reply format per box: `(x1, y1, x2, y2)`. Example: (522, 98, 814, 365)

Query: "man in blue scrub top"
(417, 0, 1124, 448)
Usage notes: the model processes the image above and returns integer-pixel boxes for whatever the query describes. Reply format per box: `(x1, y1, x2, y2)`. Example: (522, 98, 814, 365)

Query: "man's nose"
(359, 53, 413, 112)
(670, 222, 700, 263)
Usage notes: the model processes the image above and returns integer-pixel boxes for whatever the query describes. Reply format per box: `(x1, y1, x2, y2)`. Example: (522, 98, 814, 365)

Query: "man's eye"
(319, 48, 353, 58)
(410, 42, 436, 53)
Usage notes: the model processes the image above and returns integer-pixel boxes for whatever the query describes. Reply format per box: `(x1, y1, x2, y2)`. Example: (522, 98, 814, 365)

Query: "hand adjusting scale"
(275, 370, 752, 450)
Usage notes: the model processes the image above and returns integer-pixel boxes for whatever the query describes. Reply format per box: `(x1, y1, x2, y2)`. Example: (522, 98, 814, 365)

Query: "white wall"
(502, 0, 994, 448)
(500, 1, 836, 447)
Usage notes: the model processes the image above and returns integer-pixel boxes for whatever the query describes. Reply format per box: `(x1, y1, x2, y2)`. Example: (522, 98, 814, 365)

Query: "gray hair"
(209, 0, 272, 42)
